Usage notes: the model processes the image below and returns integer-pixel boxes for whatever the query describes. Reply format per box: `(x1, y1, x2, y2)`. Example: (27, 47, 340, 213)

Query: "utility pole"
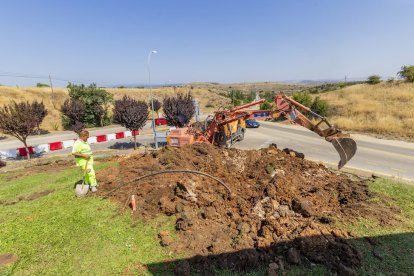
(49, 75, 56, 109)
(148, 50, 158, 149)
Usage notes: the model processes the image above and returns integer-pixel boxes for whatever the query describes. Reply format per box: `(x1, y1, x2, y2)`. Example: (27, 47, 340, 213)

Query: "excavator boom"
(274, 94, 357, 169)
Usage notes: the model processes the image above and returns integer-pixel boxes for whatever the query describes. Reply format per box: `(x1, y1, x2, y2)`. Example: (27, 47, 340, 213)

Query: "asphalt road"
(236, 122, 414, 181)
(2, 122, 414, 181)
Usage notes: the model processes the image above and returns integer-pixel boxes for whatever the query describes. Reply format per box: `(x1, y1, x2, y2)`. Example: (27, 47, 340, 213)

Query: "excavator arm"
(274, 94, 357, 169)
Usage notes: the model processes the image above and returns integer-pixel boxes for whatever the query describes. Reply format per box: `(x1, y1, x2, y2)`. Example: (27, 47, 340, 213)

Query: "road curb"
(311, 158, 414, 185)
(0, 129, 157, 159)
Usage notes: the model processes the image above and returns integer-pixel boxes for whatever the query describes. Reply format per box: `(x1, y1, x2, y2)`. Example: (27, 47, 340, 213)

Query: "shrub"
(67, 83, 113, 127)
(163, 93, 195, 127)
(291, 92, 330, 117)
(260, 101, 272, 110)
(367, 75, 381, 84)
(36, 83, 50, 88)
(292, 92, 312, 107)
(205, 100, 215, 108)
(398, 65, 414, 82)
(310, 96, 329, 117)
(113, 96, 148, 150)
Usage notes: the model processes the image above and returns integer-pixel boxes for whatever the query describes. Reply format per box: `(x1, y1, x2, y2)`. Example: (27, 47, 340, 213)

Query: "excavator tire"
(215, 130, 227, 147)
(238, 127, 245, 141)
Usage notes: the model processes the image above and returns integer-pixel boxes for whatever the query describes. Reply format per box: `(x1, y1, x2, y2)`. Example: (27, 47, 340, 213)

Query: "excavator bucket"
(331, 137, 357, 169)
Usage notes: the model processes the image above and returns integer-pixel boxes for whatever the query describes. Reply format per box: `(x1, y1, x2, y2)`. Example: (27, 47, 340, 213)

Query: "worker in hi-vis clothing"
(72, 130, 97, 192)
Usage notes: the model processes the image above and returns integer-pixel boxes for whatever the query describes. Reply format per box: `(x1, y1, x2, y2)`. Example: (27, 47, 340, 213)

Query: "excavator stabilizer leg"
(331, 137, 357, 169)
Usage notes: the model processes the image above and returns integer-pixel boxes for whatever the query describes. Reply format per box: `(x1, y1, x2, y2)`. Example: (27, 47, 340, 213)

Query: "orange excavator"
(167, 94, 357, 169)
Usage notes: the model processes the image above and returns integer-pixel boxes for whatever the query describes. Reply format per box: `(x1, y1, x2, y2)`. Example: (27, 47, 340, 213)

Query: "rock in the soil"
(271, 199, 279, 210)
(338, 263, 356, 276)
(268, 262, 279, 276)
(175, 180, 198, 202)
(283, 148, 305, 159)
(174, 260, 191, 276)
(159, 196, 176, 215)
(292, 198, 314, 217)
(275, 169, 285, 176)
(286, 247, 301, 264)
(158, 230, 173, 247)
(0, 253, 17, 267)
(278, 205, 290, 217)
(252, 201, 266, 220)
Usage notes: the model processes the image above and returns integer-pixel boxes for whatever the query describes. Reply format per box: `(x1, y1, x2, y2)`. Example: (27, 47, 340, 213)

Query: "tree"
(163, 93, 195, 127)
(149, 99, 162, 118)
(398, 65, 414, 82)
(36, 82, 50, 88)
(61, 99, 86, 134)
(32, 101, 48, 134)
(113, 96, 149, 150)
(367, 75, 381, 84)
(0, 101, 47, 160)
(67, 83, 113, 127)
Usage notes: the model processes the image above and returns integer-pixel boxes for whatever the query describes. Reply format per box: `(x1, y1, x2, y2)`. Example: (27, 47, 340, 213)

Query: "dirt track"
(98, 143, 399, 275)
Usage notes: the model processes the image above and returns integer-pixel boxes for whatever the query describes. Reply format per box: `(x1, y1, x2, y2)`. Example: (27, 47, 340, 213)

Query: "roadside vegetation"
(0, 85, 230, 132)
(318, 82, 414, 139)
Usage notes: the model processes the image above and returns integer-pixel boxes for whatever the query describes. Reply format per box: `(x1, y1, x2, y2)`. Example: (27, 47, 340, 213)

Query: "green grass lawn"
(0, 161, 413, 275)
(0, 162, 176, 275)
(346, 178, 414, 275)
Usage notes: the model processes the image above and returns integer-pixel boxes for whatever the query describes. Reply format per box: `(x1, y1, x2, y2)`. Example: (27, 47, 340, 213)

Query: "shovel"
(75, 160, 90, 198)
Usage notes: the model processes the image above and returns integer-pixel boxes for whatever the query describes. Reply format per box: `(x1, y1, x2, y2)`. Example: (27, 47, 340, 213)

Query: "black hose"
(103, 169, 231, 197)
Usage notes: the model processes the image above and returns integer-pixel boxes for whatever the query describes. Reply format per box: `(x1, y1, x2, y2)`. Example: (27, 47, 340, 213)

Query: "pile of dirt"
(98, 143, 398, 274)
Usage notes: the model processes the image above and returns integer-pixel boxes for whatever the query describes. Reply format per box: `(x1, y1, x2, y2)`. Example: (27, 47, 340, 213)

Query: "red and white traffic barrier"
(0, 129, 141, 159)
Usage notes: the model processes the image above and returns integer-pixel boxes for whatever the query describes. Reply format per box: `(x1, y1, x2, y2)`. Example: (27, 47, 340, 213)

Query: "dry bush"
(319, 82, 414, 139)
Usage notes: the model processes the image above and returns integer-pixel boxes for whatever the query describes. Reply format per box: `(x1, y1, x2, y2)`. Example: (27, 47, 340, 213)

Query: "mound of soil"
(98, 143, 398, 274)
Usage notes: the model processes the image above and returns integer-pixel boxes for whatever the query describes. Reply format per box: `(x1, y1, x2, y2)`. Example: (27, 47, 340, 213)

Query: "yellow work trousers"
(80, 163, 97, 186)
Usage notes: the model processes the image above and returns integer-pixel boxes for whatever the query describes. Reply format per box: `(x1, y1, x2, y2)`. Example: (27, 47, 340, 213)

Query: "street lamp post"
(147, 50, 158, 149)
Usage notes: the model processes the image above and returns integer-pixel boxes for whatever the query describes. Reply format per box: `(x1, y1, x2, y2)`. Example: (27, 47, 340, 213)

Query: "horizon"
(1, 0, 413, 87)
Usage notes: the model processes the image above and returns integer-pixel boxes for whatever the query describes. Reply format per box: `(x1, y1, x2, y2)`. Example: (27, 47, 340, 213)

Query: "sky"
(1, 0, 413, 87)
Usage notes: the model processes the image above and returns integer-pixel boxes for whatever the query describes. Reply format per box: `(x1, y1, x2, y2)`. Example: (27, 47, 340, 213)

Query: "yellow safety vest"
(72, 139, 93, 167)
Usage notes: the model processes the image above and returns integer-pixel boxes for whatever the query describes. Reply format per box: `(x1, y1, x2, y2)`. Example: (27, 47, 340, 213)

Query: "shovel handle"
(83, 159, 89, 177)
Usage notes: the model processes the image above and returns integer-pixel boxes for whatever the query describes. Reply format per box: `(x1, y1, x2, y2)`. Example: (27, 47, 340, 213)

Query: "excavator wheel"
(215, 130, 227, 147)
(238, 128, 245, 141)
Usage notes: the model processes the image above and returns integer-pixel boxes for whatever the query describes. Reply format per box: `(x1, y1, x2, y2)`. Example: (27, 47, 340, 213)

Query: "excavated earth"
(97, 143, 399, 275)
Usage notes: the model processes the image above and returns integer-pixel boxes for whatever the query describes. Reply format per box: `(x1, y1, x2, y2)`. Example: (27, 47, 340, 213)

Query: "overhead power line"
(0, 72, 102, 86)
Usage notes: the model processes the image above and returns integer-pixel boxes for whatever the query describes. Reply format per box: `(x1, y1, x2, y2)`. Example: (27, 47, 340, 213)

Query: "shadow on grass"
(146, 232, 414, 275)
